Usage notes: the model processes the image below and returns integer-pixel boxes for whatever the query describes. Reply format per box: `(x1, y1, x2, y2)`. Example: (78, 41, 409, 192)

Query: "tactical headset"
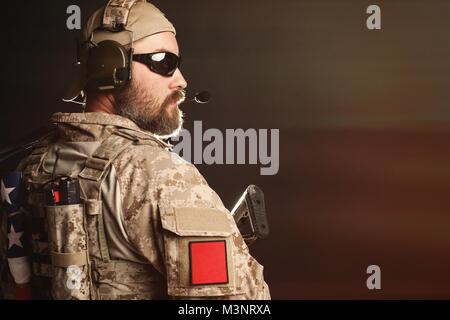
(82, 30, 134, 94)
(65, 0, 206, 106)
(76, 0, 182, 97)
(80, 0, 138, 95)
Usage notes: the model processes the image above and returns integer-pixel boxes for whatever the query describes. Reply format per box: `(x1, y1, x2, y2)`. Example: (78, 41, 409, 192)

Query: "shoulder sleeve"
(114, 144, 270, 299)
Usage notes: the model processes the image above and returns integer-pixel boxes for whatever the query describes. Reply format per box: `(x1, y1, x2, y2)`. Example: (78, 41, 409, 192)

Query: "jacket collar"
(51, 112, 171, 148)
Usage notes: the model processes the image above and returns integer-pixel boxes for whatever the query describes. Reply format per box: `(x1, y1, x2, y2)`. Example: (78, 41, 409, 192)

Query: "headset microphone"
(187, 91, 211, 104)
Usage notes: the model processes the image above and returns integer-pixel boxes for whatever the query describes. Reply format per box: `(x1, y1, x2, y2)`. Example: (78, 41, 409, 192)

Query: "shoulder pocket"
(160, 206, 244, 298)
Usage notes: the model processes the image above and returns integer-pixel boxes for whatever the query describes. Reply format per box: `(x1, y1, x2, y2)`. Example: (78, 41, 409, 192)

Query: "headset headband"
(102, 0, 144, 31)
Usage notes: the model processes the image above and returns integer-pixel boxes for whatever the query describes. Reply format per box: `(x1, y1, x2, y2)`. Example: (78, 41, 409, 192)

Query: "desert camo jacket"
(6, 112, 271, 300)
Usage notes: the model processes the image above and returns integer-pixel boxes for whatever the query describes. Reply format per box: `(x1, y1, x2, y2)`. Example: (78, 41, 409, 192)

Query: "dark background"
(2, 0, 450, 299)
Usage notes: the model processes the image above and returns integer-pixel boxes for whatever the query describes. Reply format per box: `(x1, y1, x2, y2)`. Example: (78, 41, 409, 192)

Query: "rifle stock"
(231, 185, 269, 246)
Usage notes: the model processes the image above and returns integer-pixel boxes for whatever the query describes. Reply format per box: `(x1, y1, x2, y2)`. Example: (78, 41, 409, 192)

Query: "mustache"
(169, 90, 186, 104)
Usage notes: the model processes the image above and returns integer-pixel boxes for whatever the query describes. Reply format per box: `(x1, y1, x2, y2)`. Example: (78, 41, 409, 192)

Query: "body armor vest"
(21, 128, 168, 299)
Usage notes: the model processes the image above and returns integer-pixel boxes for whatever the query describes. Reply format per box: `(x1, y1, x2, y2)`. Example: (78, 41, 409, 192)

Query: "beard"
(114, 77, 185, 139)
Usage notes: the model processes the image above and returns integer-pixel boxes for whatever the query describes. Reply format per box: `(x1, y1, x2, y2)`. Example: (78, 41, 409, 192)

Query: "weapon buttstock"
(231, 185, 270, 245)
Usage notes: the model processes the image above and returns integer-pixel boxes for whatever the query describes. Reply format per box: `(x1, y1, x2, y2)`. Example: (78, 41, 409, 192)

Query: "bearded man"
(0, 1, 270, 300)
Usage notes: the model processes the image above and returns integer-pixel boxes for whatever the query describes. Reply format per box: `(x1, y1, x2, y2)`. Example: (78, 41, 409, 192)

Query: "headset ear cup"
(86, 40, 131, 93)
(115, 67, 130, 82)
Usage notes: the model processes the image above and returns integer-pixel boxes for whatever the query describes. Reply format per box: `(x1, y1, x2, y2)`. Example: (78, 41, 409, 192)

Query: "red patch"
(53, 191, 60, 204)
(189, 240, 228, 285)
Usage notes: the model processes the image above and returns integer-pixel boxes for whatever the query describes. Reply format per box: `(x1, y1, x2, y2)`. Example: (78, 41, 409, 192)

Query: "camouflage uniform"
(1, 112, 270, 300)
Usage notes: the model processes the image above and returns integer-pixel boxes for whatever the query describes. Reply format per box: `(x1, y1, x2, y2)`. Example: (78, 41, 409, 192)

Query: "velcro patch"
(189, 240, 228, 285)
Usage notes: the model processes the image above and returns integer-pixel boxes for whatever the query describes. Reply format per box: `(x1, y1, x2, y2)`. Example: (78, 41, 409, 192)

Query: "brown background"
(1, 0, 450, 299)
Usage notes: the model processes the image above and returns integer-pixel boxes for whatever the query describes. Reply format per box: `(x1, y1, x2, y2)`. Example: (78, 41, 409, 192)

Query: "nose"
(170, 68, 187, 90)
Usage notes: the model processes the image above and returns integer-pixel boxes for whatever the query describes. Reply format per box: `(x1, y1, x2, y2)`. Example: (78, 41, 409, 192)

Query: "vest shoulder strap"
(78, 130, 135, 183)
(22, 129, 58, 176)
(78, 128, 169, 183)
(77, 128, 148, 263)
(78, 129, 136, 226)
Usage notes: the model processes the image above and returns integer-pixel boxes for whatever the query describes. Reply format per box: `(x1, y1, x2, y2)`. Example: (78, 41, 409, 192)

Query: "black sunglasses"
(132, 51, 182, 77)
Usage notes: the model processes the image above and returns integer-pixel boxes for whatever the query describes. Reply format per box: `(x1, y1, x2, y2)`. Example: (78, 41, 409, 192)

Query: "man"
(1, 0, 270, 299)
